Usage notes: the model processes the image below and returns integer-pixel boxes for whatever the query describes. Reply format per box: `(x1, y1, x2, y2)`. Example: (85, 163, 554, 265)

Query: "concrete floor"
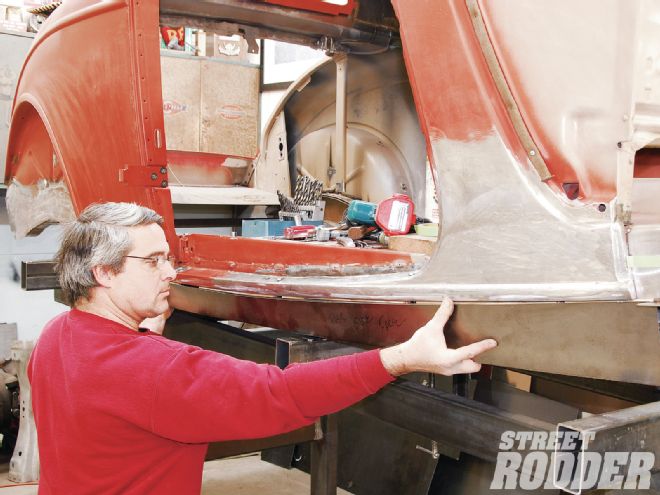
(0, 454, 351, 494)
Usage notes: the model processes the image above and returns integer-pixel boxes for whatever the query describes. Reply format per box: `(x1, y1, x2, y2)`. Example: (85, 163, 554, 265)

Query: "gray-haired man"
(28, 202, 496, 495)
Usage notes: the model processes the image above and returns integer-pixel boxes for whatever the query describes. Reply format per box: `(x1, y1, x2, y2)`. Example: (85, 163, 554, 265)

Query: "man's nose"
(163, 261, 177, 281)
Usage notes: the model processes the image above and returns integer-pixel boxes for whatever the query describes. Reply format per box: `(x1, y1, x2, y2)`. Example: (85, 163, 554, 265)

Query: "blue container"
(346, 200, 377, 226)
(242, 219, 323, 238)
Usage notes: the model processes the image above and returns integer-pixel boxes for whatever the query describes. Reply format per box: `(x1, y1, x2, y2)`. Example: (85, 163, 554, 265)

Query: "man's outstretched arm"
(149, 298, 498, 443)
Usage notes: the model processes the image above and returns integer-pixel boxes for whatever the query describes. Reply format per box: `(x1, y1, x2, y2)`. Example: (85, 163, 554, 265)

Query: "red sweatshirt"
(28, 309, 394, 494)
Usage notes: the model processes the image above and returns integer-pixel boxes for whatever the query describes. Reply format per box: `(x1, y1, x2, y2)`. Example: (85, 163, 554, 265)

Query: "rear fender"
(5, 100, 74, 238)
(4, 0, 177, 252)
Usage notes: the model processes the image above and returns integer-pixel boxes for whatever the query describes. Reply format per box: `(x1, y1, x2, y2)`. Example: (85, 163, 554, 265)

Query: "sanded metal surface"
(466, 0, 550, 182)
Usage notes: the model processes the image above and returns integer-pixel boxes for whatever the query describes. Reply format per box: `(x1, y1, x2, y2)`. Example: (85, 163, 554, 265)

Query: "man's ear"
(91, 265, 115, 288)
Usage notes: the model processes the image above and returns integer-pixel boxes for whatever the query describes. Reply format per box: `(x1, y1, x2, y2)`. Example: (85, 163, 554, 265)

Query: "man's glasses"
(124, 255, 176, 268)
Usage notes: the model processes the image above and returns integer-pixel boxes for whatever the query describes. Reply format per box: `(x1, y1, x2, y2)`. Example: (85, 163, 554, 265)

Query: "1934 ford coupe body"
(5, 0, 660, 386)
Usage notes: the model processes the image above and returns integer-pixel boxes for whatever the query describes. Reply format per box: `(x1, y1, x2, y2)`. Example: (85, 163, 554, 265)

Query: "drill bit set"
(277, 176, 325, 224)
(293, 176, 323, 206)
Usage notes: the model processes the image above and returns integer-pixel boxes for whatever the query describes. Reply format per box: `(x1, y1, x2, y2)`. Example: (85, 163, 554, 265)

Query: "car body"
(5, 0, 660, 385)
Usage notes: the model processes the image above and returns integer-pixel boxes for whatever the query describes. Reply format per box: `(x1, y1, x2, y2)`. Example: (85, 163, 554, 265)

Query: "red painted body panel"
(167, 151, 244, 186)
(178, 234, 414, 273)
(263, 0, 355, 16)
(476, 1, 610, 199)
(390, 0, 545, 189)
(3, 0, 626, 291)
(477, 1, 579, 193)
(633, 149, 660, 178)
(8, 104, 61, 184)
(5, 0, 178, 253)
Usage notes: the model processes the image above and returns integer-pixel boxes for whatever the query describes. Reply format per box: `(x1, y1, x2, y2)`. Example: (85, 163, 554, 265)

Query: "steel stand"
(310, 414, 339, 495)
(275, 335, 356, 494)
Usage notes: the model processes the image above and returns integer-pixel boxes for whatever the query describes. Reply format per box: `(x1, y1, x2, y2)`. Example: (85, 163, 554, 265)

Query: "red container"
(375, 194, 416, 236)
(284, 225, 316, 240)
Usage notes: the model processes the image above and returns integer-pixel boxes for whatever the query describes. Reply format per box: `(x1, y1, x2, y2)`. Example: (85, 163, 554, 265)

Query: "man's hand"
(139, 308, 173, 335)
(379, 299, 497, 377)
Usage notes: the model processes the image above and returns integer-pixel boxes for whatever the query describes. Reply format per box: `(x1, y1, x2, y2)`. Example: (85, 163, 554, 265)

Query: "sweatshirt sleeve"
(150, 347, 394, 444)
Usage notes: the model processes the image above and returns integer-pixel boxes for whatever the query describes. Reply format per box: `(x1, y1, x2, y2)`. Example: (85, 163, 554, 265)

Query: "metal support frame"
(275, 335, 357, 495)
(310, 415, 338, 495)
(163, 312, 325, 465)
(9, 341, 38, 483)
(556, 402, 660, 493)
(20, 261, 57, 290)
(558, 401, 660, 459)
(514, 369, 660, 404)
(271, 334, 442, 493)
(273, 332, 554, 462)
(332, 53, 348, 192)
(354, 380, 553, 463)
(276, 336, 364, 368)
(205, 422, 321, 460)
(163, 311, 660, 494)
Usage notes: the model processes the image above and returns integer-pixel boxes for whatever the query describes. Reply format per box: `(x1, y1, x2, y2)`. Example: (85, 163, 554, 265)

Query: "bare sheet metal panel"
(169, 283, 660, 386)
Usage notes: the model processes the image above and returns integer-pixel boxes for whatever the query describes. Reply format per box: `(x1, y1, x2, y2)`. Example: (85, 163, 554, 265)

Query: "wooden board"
(169, 185, 279, 205)
(160, 55, 201, 152)
(200, 60, 260, 158)
(388, 233, 437, 255)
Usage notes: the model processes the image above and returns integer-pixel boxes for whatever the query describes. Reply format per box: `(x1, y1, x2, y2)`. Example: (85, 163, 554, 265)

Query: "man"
(28, 202, 497, 495)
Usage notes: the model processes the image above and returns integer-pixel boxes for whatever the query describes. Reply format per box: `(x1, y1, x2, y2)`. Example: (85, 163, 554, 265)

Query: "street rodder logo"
(490, 430, 655, 493)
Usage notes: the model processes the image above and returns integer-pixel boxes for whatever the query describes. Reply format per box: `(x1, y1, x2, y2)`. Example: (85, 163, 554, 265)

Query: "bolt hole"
(562, 182, 580, 200)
